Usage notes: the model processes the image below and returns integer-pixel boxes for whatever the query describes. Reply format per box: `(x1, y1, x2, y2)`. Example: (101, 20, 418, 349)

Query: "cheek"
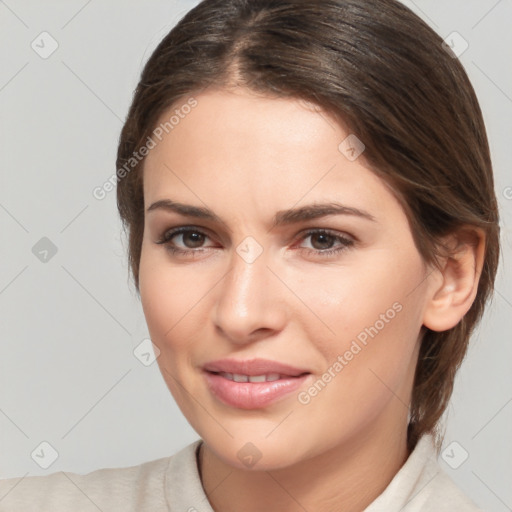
(293, 246, 425, 347)
(293, 247, 425, 408)
(139, 250, 205, 413)
(138, 247, 196, 354)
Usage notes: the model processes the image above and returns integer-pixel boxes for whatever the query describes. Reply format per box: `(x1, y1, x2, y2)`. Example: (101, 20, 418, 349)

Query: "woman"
(0, 0, 499, 510)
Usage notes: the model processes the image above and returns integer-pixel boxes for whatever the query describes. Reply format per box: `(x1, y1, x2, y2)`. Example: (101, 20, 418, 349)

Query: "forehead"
(149, 88, 340, 161)
(142, 88, 405, 225)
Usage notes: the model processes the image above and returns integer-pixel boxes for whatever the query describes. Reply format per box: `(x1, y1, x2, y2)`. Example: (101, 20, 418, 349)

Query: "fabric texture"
(0, 435, 483, 511)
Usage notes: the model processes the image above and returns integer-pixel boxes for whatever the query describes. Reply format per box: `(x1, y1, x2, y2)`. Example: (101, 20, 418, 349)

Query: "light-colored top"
(0, 435, 483, 511)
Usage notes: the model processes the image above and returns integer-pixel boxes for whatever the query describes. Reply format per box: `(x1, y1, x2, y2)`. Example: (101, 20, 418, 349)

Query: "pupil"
(313, 233, 333, 250)
(185, 232, 204, 248)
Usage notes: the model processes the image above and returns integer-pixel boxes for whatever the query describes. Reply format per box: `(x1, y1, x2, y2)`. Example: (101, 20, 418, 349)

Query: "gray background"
(0, 0, 510, 510)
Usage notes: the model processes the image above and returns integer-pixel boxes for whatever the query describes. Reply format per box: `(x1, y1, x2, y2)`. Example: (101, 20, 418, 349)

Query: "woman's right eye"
(155, 226, 215, 255)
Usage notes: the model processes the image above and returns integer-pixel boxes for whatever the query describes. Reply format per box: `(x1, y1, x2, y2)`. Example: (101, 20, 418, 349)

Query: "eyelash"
(155, 226, 354, 258)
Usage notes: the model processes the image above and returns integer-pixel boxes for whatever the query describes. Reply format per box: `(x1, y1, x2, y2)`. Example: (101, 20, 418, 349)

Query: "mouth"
(212, 371, 309, 383)
(202, 358, 310, 377)
(202, 359, 312, 409)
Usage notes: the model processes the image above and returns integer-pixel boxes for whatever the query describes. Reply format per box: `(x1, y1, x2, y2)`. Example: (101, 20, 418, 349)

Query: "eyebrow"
(146, 199, 376, 228)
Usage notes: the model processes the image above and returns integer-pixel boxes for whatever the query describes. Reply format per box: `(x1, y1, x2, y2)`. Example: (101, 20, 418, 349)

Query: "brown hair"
(116, 0, 500, 451)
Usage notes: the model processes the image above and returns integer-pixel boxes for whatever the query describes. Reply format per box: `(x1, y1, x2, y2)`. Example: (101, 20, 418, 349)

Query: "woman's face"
(139, 87, 434, 469)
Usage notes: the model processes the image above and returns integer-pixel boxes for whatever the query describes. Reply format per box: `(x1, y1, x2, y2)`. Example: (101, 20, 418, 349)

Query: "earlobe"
(422, 228, 486, 332)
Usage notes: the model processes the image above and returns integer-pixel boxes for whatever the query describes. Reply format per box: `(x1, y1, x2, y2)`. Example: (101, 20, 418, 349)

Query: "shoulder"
(413, 467, 484, 511)
(0, 454, 173, 512)
(365, 435, 484, 512)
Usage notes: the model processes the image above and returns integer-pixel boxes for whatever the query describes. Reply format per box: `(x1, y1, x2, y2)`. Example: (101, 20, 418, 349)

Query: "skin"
(138, 87, 485, 512)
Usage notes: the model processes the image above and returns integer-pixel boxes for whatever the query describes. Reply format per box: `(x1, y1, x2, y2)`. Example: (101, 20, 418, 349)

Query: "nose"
(212, 243, 287, 345)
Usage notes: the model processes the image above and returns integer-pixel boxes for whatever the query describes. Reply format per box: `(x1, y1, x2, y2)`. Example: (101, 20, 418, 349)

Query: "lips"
(203, 358, 309, 377)
(202, 358, 311, 409)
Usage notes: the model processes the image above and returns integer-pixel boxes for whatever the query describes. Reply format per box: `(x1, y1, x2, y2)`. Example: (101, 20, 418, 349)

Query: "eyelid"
(155, 225, 217, 245)
(293, 228, 355, 252)
(295, 227, 355, 242)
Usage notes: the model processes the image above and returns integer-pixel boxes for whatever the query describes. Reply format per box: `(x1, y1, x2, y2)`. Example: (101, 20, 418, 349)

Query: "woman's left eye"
(296, 229, 354, 257)
(155, 226, 354, 258)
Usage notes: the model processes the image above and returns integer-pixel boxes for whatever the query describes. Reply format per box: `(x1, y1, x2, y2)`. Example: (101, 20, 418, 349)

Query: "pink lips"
(203, 358, 311, 409)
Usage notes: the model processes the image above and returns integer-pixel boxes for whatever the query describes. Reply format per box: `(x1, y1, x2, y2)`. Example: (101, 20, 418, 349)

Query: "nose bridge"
(213, 240, 284, 343)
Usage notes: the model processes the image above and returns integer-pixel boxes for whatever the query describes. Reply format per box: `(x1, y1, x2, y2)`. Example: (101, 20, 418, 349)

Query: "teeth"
(219, 372, 283, 382)
(248, 375, 266, 383)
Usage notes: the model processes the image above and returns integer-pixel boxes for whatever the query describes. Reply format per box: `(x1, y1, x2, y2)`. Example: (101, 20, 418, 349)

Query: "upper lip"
(203, 358, 310, 377)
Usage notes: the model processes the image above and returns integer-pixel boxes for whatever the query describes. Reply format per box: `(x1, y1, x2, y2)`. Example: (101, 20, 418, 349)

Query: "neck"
(199, 420, 410, 512)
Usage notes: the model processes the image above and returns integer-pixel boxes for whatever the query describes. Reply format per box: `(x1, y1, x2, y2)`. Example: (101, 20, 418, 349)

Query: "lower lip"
(204, 372, 310, 409)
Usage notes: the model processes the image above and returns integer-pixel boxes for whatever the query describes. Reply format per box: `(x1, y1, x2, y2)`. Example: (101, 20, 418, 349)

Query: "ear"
(422, 228, 486, 332)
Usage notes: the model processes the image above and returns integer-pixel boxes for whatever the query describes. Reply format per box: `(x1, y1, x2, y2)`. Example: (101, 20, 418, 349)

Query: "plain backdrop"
(0, 0, 511, 510)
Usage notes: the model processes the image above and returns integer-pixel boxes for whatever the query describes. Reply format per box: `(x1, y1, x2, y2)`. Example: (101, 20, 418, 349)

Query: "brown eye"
(180, 231, 206, 248)
(156, 226, 214, 254)
(309, 232, 337, 250)
(297, 229, 354, 257)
